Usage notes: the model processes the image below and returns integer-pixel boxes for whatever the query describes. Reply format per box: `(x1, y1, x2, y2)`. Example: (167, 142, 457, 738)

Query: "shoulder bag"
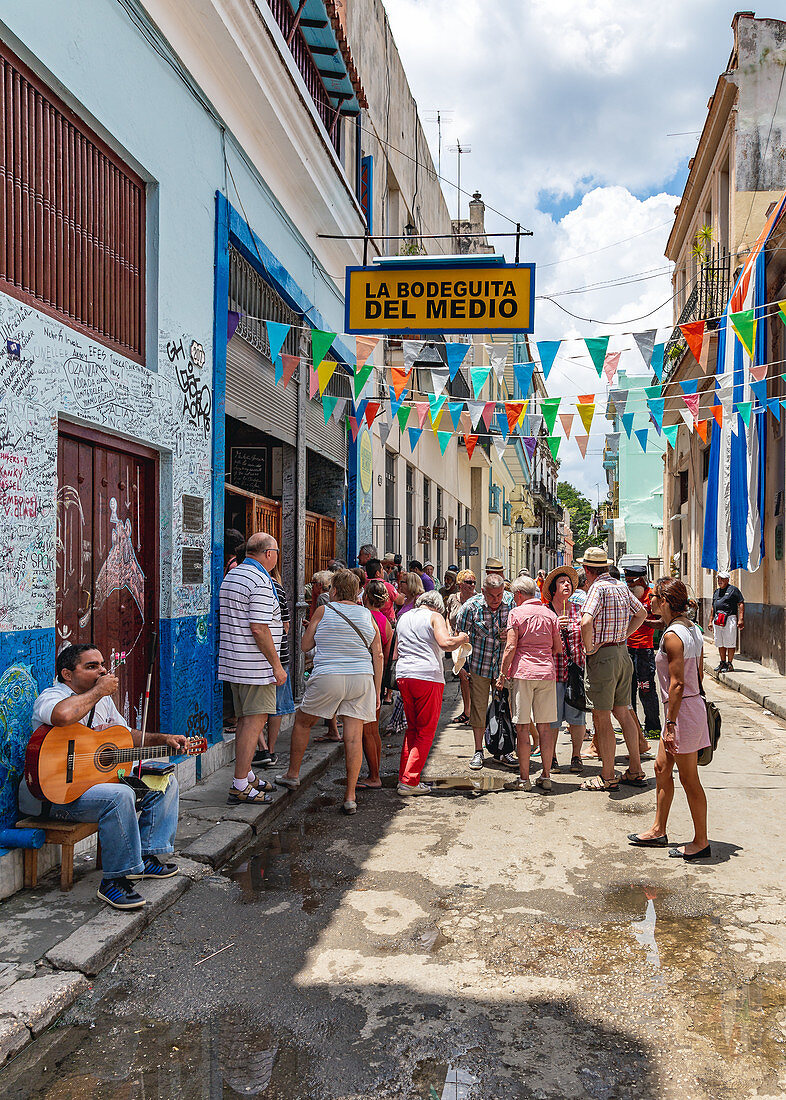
(697, 672, 722, 766)
(325, 603, 374, 651)
(559, 617, 588, 712)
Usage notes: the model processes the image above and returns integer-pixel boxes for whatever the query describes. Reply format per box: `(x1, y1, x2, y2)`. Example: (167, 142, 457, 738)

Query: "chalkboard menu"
(230, 447, 267, 494)
(182, 548, 204, 585)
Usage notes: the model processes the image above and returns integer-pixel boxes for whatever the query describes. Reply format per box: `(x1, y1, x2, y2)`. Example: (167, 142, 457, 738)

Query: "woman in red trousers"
(395, 591, 470, 795)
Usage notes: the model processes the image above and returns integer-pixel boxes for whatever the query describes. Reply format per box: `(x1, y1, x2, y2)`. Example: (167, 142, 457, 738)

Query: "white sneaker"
(397, 782, 431, 797)
(469, 750, 484, 770)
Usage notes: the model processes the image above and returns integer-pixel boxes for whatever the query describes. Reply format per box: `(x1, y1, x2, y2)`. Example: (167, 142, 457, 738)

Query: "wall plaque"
(182, 547, 204, 585)
(182, 494, 204, 533)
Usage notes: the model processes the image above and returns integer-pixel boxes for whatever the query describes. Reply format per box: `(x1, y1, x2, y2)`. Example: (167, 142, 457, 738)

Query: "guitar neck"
(113, 743, 173, 764)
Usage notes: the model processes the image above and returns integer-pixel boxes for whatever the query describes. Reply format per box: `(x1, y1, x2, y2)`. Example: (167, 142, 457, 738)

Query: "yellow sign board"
(345, 263, 535, 335)
(359, 430, 373, 495)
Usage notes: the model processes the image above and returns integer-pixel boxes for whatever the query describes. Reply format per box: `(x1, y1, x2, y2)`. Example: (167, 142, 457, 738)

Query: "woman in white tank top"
(396, 591, 470, 795)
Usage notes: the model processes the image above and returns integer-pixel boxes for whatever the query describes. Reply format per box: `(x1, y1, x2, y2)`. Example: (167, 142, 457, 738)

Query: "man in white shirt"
(20, 644, 185, 911)
(218, 531, 287, 804)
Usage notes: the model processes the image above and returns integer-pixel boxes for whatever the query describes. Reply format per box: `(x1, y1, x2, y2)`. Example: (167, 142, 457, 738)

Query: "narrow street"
(3, 674, 786, 1100)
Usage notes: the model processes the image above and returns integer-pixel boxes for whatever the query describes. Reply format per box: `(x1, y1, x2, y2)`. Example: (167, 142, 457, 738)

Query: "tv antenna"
(449, 140, 472, 221)
(425, 109, 454, 179)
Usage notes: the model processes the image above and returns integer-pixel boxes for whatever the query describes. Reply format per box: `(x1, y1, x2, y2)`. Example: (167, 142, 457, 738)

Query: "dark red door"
(56, 424, 158, 730)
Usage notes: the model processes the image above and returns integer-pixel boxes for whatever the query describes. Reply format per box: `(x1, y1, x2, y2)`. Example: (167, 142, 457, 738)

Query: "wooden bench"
(15, 819, 101, 891)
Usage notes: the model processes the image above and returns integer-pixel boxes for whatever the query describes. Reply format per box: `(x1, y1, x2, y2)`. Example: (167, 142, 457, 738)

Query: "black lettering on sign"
(426, 300, 447, 319)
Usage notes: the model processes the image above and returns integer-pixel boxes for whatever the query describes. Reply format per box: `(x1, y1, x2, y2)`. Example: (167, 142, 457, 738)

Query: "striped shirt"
(455, 592, 513, 679)
(582, 575, 644, 648)
(218, 560, 283, 685)
(312, 602, 375, 676)
(273, 581, 290, 666)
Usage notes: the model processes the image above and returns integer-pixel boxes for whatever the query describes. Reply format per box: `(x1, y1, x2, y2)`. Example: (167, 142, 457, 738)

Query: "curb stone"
(1, 972, 88, 1037)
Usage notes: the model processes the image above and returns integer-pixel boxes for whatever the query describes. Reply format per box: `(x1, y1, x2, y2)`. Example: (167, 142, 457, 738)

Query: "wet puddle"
(412, 1057, 476, 1099)
(224, 826, 327, 913)
(2, 1016, 310, 1099)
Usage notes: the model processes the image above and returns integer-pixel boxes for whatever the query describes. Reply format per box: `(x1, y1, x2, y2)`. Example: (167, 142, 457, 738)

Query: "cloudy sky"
(383, 0, 749, 494)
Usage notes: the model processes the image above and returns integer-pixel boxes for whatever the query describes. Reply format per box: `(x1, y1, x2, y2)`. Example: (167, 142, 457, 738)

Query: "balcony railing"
(664, 248, 731, 381)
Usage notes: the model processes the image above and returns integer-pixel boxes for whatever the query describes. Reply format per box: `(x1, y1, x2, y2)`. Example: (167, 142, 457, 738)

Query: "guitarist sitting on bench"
(19, 644, 186, 911)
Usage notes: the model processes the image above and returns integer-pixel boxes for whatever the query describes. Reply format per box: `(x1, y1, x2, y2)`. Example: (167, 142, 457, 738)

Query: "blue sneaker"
(96, 877, 146, 910)
(128, 857, 179, 880)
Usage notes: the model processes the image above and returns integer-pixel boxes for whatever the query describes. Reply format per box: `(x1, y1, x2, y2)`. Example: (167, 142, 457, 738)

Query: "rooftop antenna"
(425, 109, 454, 179)
(449, 140, 472, 221)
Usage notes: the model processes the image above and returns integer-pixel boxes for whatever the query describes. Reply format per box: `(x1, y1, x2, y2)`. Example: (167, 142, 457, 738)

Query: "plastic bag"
(484, 688, 516, 757)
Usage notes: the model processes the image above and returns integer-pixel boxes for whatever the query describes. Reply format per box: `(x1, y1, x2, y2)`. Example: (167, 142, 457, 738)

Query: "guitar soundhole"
(95, 744, 119, 772)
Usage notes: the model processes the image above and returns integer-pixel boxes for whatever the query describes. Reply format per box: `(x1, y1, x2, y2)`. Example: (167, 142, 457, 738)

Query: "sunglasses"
(460, 580, 476, 586)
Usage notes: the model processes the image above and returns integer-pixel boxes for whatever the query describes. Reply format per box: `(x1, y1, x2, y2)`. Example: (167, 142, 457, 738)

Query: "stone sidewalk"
(0, 720, 343, 1065)
(703, 636, 786, 720)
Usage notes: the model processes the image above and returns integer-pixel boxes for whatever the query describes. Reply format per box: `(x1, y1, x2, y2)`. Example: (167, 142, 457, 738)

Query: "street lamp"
(514, 516, 524, 534)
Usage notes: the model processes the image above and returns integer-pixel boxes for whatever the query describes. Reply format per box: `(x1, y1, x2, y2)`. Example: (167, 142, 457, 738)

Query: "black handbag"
(564, 660, 588, 712)
(697, 679, 722, 766)
(484, 688, 516, 757)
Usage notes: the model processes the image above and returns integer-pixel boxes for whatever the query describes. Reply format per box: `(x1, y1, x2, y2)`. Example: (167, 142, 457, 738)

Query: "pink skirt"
(663, 694, 710, 753)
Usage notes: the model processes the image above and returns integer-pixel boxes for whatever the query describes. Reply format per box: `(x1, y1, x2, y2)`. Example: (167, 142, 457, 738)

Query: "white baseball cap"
(717, 570, 731, 579)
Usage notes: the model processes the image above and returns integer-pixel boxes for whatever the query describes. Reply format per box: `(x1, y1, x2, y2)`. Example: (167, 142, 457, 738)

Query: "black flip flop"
(668, 844, 712, 861)
(628, 833, 669, 847)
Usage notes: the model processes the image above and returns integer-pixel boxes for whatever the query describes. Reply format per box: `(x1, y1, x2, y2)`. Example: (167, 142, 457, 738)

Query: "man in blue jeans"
(19, 644, 184, 911)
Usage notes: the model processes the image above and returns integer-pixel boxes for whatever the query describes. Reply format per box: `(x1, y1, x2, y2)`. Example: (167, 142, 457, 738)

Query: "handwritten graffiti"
(186, 699, 209, 739)
(175, 345, 211, 437)
(167, 339, 185, 363)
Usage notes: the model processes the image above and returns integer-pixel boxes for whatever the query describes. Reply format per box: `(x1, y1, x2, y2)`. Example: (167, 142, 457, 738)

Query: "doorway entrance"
(56, 423, 159, 730)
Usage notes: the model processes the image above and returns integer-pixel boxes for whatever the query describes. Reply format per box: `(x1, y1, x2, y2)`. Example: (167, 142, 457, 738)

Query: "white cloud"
(383, 0, 745, 493)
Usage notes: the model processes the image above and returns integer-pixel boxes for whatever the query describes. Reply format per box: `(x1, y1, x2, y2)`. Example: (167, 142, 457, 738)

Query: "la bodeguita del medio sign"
(344, 263, 535, 335)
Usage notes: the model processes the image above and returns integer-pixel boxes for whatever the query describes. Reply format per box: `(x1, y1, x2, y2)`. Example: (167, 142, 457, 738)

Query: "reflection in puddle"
(2, 1017, 310, 1099)
(412, 1057, 476, 1099)
(689, 977, 786, 1064)
(226, 827, 324, 913)
(630, 895, 662, 974)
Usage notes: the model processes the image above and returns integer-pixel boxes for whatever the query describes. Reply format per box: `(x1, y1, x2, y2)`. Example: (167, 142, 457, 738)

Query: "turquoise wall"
(615, 373, 665, 558)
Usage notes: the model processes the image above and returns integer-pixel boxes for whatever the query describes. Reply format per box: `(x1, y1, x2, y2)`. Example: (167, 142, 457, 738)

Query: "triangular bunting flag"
(680, 320, 706, 364)
(559, 412, 573, 438)
(355, 335, 379, 369)
(389, 386, 407, 418)
(414, 402, 429, 429)
(541, 397, 561, 434)
(430, 365, 450, 397)
(354, 360, 375, 398)
(522, 437, 537, 460)
(485, 343, 509, 381)
(347, 415, 361, 442)
(711, 405, 723, 428)
(634, 428, 648, 452)
(621, 412, 634, 439)
(737, 401, 752, 427)
(647, 398, 665, 431)
(446, 342, 471, 380)
(577, 403, 595, 434)
(377, 416, 393, 445)
(584, 336, 610, 377)
(266, 321, 290, 369)
(528, 414, 543, 436)
(663, 424, 679, 448)
(768, 398, 782, 422)
(428, 394, 447, 422)
(311, 329, 335, 371)
(446, 402, 464, 431)
(437, 430, 453, 455)
(407, 426, 423, 450)
(281, 354, 299, 388)
(402, 340, 425, 372)
(322, 395, 338, 424)
(495, 411, 510, 440)
(679, 378, 699, 395)
(330, 397, 347, 424)
(577, 393, 595, 404)
(678, 408, 695, 432)
(390, 366, 411, 400)
(517, 400, 530, 426)
(683, 393, 700, 419)
(431, 409, 444, 433)
(465, 435, 479, 459)
(547, 435, 561, 460)
(317, 359, 337, 395)
(750, 380, 768, 407)
(536, 341, 561, 379)
(575, 435, 589, 458)
(634, 329, 656, 367)
(695, 419, 708, 442)
(309, 365, 319, 399)
(514, 360, 535, 397)
(506, 402, 525, 432)
(492, 434, 507, 460)
(465, 400, 486, 431)
(608, 388, 627, 417)
(729, 308, 757, 358)
(354, 398, 368, 425)
(418, 342, 443, 364)
(749, 361, 768, 382)
(397, 404, 412, 431)
(470, 364, 491, 397)
(650, 343, 665, 380)
(606, 432, 621, 453)
(482, 402, 496, 430)
(644, 384, 662, 400)
(365, 401, 381, 427)
(603, 351, 621, 384)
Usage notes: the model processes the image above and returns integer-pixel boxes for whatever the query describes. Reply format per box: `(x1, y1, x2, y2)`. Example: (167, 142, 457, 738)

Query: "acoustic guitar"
(25, 722, 207, 804)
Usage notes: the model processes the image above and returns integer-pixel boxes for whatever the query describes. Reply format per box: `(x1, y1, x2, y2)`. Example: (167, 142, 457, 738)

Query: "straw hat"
(576, 546, 609, 568)
(543, 564, 579, 597)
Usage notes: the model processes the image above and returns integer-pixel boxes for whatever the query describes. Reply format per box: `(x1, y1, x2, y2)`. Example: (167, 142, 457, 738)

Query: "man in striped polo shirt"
(218, 532, 286, 804)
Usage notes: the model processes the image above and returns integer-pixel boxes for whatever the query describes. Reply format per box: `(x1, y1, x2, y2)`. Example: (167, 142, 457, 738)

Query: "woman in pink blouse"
(545, 566, 587, 775)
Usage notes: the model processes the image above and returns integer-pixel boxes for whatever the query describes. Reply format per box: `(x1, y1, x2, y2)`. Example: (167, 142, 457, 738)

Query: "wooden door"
(57, 425, 158, 730)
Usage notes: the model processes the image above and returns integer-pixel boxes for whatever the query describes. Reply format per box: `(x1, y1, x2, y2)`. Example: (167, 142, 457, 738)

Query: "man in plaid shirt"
(456, 575, 513, 770)
(578, 547, 646, 792)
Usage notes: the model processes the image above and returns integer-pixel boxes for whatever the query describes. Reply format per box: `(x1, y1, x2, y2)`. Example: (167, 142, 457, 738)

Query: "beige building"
(662, 12, 786, 670)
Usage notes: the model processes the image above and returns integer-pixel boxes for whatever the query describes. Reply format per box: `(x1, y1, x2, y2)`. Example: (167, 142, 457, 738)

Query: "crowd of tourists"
(218, 538, 714, 861)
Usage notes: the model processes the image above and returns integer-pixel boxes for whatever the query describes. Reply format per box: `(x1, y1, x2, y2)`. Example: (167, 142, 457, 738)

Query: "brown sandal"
(580, 775, 620, 792)
(227, 784, 273, 805)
